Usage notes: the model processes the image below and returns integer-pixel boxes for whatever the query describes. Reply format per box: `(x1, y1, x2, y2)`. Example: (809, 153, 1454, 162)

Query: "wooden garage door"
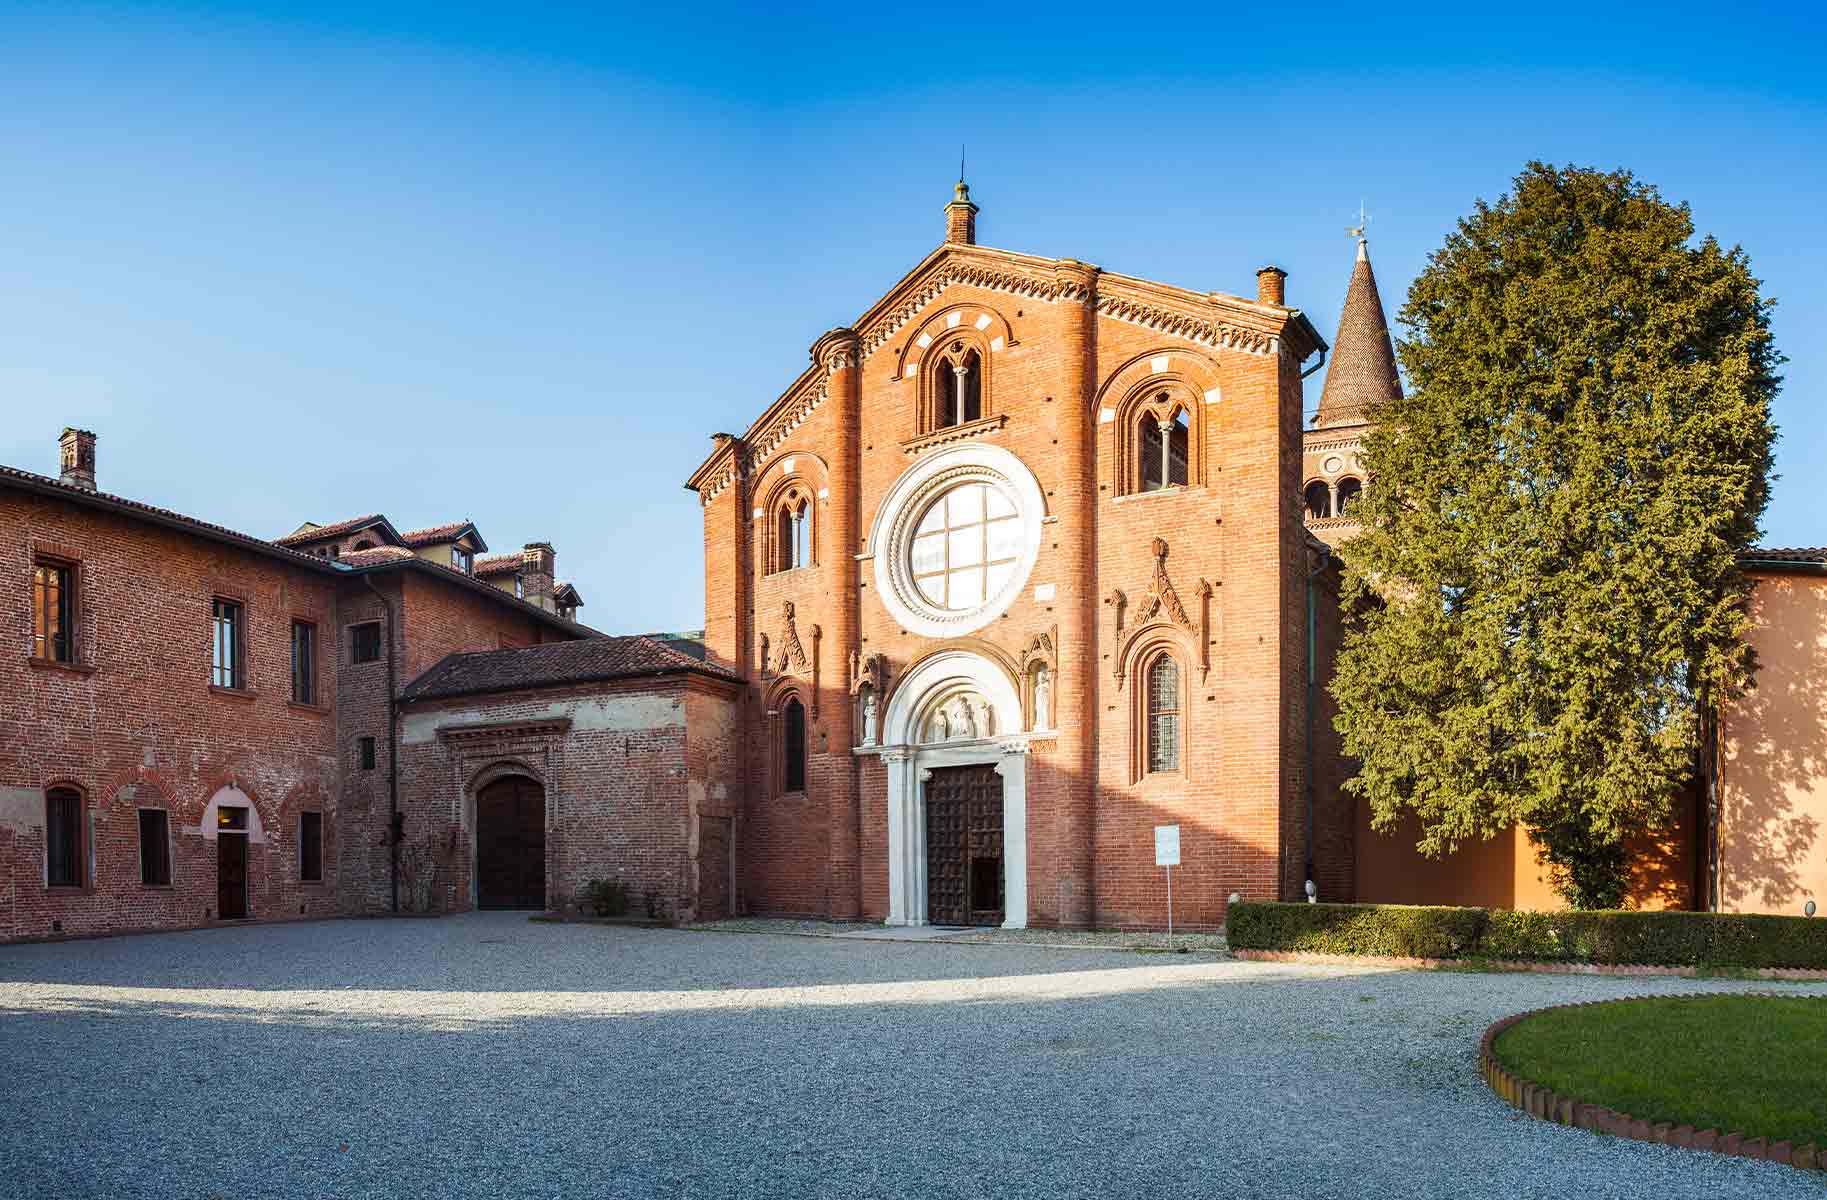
(476, 776, 546, 910)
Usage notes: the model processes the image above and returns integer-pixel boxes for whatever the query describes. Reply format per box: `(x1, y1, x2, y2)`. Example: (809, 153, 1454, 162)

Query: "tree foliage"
(1334, 163, 1781, 908)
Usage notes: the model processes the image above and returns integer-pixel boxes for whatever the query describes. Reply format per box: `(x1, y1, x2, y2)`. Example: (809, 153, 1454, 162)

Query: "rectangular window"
(139, 809, 171, 886)
(452, 547, 473, 574)
(31, 560, 75, 662)
(351, 621, 382, 664)
(359, 736, 376, 771)
(291, 620, 316, 704)
(46, 787, 82, 887)
(212, 598, 244, 689)
(299, 811, 323, 882)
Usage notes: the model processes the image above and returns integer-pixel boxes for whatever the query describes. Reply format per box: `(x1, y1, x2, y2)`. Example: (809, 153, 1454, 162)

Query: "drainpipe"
(1303, 545, 1329, 892)
(362, 574, 400, 913)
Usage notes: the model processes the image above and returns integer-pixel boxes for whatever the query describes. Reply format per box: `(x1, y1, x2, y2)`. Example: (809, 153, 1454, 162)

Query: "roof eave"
(338, 556, 600, 638)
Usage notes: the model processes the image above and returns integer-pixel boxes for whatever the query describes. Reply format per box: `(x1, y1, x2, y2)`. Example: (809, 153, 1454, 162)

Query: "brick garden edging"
(1480, 997, 1826, 1171)
(1231, 948, 1827, 980)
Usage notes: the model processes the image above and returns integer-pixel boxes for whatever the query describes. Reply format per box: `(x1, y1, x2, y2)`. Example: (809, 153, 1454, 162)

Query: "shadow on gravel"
(1, 951, 1819, 1200)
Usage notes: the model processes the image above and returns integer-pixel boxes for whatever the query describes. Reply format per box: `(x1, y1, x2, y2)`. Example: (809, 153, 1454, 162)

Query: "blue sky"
(3, 2, 1822, 634)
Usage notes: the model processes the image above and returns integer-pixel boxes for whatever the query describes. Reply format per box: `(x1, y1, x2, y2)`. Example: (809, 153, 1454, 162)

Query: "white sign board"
(1154, 824, 1181, 867)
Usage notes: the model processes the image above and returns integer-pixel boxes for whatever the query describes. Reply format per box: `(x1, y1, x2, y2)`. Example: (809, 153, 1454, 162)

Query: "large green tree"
(1334, 163, 1781, 908)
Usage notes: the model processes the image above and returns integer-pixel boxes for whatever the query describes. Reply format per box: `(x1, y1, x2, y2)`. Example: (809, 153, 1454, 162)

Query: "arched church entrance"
(475, 775, 545, 910)
(924, 763, 1004, 926)
(876, 650, 1029, 928)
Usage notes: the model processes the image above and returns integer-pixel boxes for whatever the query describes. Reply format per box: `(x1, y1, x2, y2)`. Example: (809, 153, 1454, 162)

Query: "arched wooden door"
(476, 776, 546, 910)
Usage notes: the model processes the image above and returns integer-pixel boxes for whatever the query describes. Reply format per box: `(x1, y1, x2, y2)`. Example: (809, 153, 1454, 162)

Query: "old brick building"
(686, 182, 1360, 930)
(2, 430, 730, 942)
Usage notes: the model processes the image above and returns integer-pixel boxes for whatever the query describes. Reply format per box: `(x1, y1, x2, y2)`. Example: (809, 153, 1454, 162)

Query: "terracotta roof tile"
(474, 553, 521, 577)
(1314, 240, 1402, 431)
(338, 546, 417, 567)
(274, 513, 393, 546)
(400, 636, 739, 702)
(1745, 547, 1827, 566)
(399, 520, 479, 548)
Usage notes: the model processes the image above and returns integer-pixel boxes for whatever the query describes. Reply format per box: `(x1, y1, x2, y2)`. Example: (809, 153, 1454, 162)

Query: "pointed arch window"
(782, 696, 807, 793)
(772, 491, 812, 573)
(1146, 655, 1181, 774)
(1122, 387, 1201, 495)
(932, 344, 983, 429)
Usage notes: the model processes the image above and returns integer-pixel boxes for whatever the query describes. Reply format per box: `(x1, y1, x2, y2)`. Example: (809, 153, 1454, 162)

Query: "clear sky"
(3, 2, 1822, 634)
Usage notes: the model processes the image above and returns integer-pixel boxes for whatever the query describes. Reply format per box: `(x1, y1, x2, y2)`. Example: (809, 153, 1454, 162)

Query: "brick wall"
(1, 493, 342, 940)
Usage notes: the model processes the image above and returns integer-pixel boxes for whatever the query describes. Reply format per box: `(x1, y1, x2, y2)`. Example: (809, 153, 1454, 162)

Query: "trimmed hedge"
(1226, 902, 1827, 969)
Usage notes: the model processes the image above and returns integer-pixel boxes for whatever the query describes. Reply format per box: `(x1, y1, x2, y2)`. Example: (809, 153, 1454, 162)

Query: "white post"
(1166, 863, 1174, 939)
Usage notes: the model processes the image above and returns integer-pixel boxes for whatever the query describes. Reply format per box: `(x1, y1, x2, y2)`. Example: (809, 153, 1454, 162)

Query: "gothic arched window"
(1146, 655, 1181, 774)
(1124, 388, 1199, 495)
(782, 696, 807, 793)
(932, 344, 983, 429)
(772, 492, 812, 573)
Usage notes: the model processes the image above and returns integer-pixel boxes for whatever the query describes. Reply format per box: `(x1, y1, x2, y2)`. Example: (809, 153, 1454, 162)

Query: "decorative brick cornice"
(1480, 996, 1826, 1172)
(860, 262, 1061, 360)
(900, 413, 1007, 456)
(436, 718, 572, 743)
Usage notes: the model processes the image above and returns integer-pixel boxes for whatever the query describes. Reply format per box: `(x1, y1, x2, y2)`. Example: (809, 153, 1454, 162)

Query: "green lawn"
(1493, 995, 1827, 1147)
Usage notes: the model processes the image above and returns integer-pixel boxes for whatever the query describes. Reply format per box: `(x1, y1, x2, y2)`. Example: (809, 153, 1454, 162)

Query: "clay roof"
(1313, 240, 1402, 431)
(339, 546, 416, 566)
(400, 636, 739, 703)
(275, 513, 400, 546)
(1743, 547, 1827, 569)
(474, 553, 521, 577)
(399, 520, 487, 551)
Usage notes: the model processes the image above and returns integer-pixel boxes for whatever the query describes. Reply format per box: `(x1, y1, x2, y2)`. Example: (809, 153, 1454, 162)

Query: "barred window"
(46, 787, 83, 887)
(1146, 655, 1181, 774)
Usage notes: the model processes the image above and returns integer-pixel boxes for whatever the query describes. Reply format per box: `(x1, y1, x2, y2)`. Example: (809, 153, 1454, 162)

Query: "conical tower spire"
(1313, 232, 1401, 429)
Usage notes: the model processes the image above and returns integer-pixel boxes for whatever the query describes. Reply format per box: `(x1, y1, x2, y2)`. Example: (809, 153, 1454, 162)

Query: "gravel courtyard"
(1, 914, 1822, 1199)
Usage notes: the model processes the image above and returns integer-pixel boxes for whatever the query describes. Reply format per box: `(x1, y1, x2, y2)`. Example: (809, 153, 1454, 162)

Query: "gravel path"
(692, 916, 1231, 952)
(1, 913, 1822, 1199)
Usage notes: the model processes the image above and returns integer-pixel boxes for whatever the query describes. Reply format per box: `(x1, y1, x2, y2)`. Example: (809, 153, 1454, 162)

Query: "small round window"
(908, 482, 1023, 611)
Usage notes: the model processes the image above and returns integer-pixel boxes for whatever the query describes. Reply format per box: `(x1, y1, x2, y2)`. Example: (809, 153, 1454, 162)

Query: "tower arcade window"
(1304, 481, 1333, 518)
(1336, 476, 1362, 513)
(1146, 654, 1182, 774)
(932, 344, 983, 428)
(782, 696, 807, 793)
(31, 559, 75, 662)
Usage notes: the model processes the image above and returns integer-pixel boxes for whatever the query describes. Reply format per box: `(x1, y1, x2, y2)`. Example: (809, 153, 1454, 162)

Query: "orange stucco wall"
(1354, 799, 1697, 912)
(1720, 570, 1827, 916)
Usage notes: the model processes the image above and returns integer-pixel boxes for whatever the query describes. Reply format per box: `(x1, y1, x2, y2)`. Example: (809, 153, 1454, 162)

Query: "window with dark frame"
(1146, 655, 1182, 774)
(300, 811, 323, 882)
(211, 598, 244, 689)
(31, 560, 75, 662)
(351, 621, 382, 663)
(46, 787, 82, 887)
(452, 546, 473, 574)
(782, 697, 806, 793)
(139, 809, 171, 886)
(359, 736, 376, 771)
(291, 620, 316, 704)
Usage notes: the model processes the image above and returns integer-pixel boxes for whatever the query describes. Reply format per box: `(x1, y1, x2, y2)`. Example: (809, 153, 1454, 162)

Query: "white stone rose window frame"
(870, 444, 1046, 639)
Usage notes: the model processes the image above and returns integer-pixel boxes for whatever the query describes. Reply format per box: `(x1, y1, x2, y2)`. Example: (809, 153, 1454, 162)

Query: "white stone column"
(993, 744, 1029, 929)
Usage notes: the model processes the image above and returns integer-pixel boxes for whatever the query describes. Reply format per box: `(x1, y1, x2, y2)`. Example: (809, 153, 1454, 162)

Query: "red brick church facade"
(688, 183, 1350, 929)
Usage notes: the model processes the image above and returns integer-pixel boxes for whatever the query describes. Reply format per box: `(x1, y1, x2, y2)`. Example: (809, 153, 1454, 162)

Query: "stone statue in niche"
(1033, 666, 1051, 730)
(861, 688, 878, 747)
(923, 691, 993, 743)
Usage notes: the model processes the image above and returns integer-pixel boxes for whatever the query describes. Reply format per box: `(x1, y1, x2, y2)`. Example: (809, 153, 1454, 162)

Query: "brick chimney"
(59, 428, 97, 491)
(1256, 266, 1288, 307)
(945, 179, 978, 246)
(520, 542, 556, 610)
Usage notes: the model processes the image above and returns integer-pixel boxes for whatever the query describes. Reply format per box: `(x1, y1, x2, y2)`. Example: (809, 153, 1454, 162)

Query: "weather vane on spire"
(1346, 200, 1370, 243)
